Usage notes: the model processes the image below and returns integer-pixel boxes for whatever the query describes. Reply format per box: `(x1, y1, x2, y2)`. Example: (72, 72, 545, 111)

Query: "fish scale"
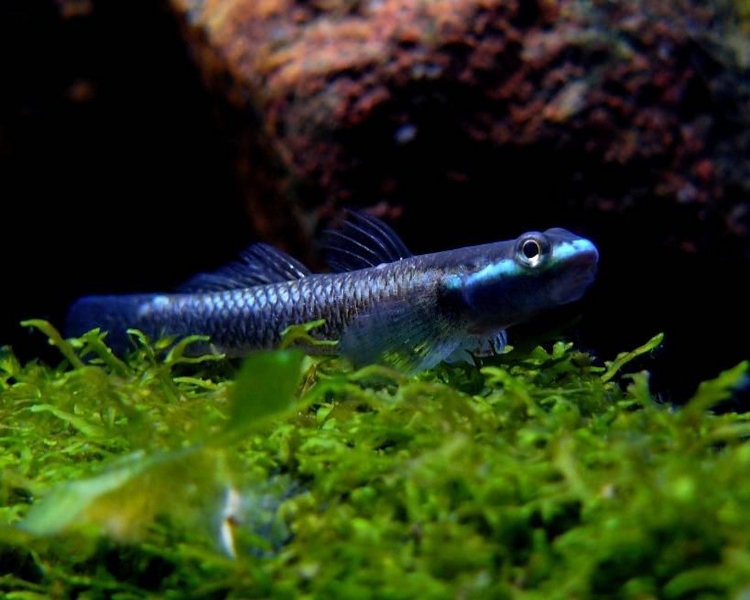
(65, 213, 598, 373)
(119, 262, 428, 357)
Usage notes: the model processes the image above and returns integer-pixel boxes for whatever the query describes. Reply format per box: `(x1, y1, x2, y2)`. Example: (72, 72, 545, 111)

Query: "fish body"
(65, 213, 598, 373)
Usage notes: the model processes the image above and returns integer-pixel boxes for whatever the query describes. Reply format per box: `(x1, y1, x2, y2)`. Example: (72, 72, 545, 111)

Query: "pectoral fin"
(339, 297, 461, 374)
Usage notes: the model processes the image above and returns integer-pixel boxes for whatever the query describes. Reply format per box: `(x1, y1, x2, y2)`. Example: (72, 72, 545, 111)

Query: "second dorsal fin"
(324, 211, 414, 272)
(176, 243, 312, 292)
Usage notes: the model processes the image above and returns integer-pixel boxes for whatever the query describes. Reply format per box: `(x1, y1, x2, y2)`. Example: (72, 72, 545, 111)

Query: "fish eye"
(514, 233, 550, 268)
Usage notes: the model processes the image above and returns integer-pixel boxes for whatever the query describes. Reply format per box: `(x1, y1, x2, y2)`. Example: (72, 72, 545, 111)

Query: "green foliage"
(1, 324, 750, 597)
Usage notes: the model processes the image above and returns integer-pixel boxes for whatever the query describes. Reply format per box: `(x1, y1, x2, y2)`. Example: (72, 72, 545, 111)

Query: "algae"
(1, 323, 749, 598)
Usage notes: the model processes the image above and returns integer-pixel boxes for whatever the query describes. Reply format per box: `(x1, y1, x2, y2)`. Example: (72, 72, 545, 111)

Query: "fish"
(65, 212, 599, 373)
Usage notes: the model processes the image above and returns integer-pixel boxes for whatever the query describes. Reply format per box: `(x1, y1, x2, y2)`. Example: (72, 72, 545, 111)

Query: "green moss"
(1, 324, 749, 597)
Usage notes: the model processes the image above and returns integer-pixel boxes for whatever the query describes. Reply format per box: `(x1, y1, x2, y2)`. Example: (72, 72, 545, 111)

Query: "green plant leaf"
(222, 349, 306, 442)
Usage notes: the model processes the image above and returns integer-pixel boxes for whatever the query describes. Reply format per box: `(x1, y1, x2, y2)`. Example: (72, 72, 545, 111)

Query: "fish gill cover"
(1, 322, 749, 597)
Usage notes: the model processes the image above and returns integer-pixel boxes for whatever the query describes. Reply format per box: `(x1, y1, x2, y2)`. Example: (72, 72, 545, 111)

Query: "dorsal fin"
(176, 243, 311, 292)
(324, 211, 414, 272)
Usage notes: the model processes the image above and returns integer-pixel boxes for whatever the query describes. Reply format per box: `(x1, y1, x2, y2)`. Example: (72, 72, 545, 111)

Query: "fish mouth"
(552, 251, 599, 304)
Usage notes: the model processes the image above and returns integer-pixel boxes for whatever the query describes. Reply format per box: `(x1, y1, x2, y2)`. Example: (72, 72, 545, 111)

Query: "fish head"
(457, 228, 599, 333)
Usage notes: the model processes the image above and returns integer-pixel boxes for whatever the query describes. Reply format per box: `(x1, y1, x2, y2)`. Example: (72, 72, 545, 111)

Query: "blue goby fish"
(65, 212, 599, 373)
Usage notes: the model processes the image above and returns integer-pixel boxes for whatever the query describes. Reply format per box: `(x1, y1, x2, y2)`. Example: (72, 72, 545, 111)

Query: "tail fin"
(65, 295, 147, 355)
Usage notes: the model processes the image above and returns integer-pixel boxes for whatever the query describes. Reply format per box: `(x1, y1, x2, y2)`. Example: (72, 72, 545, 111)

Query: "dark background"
(1, 0, 253, 360)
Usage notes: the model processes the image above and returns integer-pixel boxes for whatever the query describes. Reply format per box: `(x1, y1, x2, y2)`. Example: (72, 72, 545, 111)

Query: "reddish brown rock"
(172, 0, 749, 261)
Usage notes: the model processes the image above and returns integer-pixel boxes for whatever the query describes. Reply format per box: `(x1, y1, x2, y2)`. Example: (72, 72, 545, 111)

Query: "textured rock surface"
(172, 0, 750, 258)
